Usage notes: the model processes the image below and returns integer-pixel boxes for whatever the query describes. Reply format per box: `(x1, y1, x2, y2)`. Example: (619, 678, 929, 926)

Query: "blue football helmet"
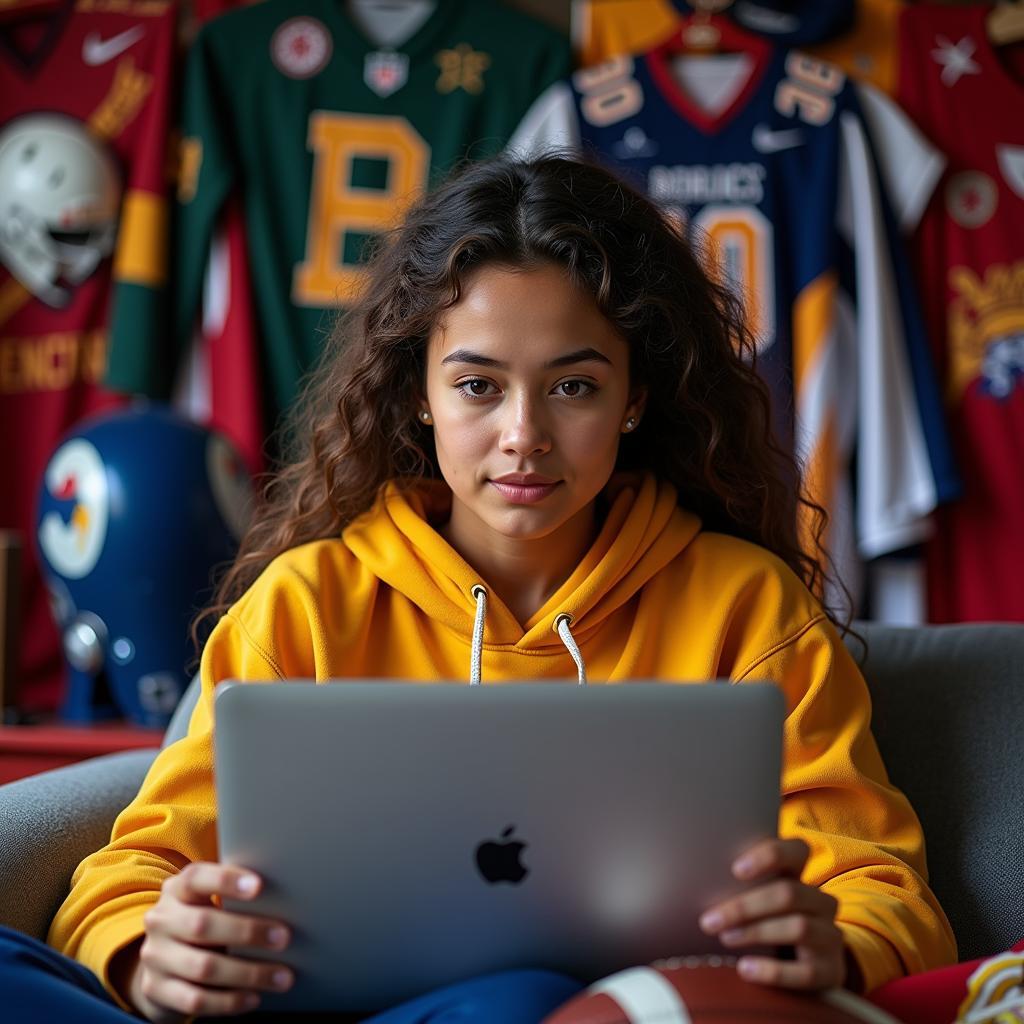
(36, 404, 252, 727)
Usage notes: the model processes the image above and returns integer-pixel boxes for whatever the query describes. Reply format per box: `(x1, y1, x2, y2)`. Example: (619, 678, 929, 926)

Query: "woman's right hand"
(123, 862, 295, 1022)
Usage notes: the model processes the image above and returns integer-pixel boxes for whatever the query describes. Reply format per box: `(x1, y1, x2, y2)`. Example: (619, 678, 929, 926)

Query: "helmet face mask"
(0, 113, 122, 307)
(52, 221, 118, 285)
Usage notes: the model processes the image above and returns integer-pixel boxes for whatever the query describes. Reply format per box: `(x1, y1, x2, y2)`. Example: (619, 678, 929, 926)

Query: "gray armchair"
(0, 676, 200, 941)
(2, 622, 1022, 967)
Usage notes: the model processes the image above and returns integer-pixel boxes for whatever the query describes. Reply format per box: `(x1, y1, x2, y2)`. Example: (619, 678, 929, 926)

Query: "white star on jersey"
(931, 35, 981, 87)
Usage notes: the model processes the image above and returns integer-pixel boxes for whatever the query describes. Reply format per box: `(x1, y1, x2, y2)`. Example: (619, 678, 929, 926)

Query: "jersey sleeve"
(173, 194, 267, 476)
(169, 22, 240, 395)
(505, 79, 582, 159)
(834, 104, 960, 560)
(853, 81, 945, 235)
(103, 3, 178, 397)
(853, 81, 950, 625)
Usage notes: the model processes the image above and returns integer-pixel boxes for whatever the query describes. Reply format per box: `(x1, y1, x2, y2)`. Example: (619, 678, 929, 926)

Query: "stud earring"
(624, 416, 637, 431)
(419, 410, 433, 424)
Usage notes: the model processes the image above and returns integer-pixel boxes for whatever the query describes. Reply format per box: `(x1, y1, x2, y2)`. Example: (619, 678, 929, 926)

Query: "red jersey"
(0, 0, 175, 711)
(870, 939, 1024, 1023)
(174, 193, 267, 477)
(897, 4, 1024, 622)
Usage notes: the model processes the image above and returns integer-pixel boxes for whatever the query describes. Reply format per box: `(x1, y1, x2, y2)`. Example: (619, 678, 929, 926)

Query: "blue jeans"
(0, 927, 585, 1023)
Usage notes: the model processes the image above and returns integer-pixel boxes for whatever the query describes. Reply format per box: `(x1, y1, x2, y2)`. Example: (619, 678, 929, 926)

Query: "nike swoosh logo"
(752, 123, 804, 153)
(82, 26, 145, 66)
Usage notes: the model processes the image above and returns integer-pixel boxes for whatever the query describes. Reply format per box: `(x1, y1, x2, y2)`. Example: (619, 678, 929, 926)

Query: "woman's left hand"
(698, 837, 848, 991)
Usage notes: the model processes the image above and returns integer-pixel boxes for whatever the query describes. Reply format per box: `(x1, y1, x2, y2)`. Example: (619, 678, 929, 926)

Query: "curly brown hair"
(194, 154, 848, 650)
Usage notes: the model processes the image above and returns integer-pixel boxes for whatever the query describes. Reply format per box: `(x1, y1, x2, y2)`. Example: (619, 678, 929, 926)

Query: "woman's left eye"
(456, 378, 498, 398)
(554, 380, 596, 399)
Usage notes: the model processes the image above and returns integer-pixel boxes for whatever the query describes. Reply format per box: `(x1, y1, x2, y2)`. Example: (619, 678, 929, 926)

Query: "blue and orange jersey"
(510, 38, 958, 612)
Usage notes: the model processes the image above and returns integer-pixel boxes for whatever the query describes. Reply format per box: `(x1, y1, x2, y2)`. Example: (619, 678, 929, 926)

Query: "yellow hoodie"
(48, 473, 956, 1000)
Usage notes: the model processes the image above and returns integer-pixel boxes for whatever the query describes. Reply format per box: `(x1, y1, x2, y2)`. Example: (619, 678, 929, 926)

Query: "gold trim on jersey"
(113, 190, 168, 286)
(88, 57, 153, 141)
(793, 271, 839, 577)
(793, 271, 837, 395)
(177, 136, 203, 204)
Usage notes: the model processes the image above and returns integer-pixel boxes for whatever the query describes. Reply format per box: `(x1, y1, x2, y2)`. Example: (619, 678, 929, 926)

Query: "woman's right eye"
(456, 379, 497, 398)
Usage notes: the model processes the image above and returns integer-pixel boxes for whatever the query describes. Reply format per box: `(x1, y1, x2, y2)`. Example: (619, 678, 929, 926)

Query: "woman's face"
(423, 261, 645, 542)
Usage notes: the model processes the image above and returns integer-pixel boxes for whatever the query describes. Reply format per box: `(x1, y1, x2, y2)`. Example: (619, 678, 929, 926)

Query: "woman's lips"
(489, 480, 561, 504)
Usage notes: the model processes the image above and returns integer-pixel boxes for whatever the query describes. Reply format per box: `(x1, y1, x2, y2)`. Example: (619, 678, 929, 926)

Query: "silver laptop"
(214, 680, 783, 1013)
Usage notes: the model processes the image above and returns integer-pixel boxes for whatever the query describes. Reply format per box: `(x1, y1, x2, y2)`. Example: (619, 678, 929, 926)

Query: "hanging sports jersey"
(172, 0, 266, 477)
(124, 0, 570, 442)
(509, 39, 959, 615)
(0, 0, 175, 712)
(574, 0, 902, 94)
(897, 5, 1024, 622)
(174, 194, 266, 476)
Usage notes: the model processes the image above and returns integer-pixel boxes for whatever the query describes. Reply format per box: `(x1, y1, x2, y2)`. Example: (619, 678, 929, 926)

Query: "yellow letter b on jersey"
(292, 112, 429, 307)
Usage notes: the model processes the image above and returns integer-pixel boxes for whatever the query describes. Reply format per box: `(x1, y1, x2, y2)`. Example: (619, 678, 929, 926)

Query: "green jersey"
(154, 0, 569, 428)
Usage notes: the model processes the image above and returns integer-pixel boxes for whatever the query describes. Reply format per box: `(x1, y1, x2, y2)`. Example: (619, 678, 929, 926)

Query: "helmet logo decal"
(39, 438, 109, 579)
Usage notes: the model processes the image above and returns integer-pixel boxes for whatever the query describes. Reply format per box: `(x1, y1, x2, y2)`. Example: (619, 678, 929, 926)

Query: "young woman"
(2, 155, 956, 1023)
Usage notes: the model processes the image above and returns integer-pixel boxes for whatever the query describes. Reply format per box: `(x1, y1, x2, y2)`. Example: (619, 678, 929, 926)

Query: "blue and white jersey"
(509, 42, 959, 615)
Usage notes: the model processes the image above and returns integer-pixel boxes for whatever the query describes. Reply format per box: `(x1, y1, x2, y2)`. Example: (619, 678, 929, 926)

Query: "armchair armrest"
(0, 748, 157, 940)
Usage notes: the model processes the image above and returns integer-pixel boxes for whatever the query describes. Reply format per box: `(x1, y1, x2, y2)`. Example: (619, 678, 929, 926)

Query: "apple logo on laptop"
(475, 825, 529, 884)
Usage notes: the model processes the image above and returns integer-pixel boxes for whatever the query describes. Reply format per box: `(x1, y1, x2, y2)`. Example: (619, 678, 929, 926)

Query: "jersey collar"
(0, 0, 74, 78)
(644, 26, 775, 135)
(328, 0, 462, 68)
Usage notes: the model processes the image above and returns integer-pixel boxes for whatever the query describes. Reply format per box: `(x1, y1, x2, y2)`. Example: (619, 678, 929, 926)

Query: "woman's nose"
(498, 394, 552, 456)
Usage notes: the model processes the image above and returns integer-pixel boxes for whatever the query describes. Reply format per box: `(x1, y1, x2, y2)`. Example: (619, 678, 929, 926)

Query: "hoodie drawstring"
(470, 585, 487, 685)
(468, 586, 587, 686)
(553, 613, 587, 686)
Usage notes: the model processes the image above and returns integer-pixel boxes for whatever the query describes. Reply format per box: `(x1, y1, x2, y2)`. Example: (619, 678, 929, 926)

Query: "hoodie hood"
(342, 471, 702, 653)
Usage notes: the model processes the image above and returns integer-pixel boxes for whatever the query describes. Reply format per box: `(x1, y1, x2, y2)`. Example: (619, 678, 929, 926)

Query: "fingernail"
(700, 910, 724, 932)
(272, 969, 292, 991)
(733, 856, 757, 878)
(267, 926, 289, 948)
(236, 875, 258, 895)
(720, 928, 744, 945)
(738, 958, 762, 980)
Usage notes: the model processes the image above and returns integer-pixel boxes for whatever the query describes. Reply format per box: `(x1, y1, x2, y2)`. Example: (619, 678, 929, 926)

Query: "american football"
(541, 958, 904, 1024)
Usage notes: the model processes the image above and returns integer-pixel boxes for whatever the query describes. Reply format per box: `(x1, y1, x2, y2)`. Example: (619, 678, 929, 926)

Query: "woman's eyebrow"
(440, 349, 503, 368)
(440, 347, 612, 369)
(547, 348, 612, 369)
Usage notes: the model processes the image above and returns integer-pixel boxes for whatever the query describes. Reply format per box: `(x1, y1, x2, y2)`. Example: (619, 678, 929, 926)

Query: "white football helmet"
(0, 113, 122, 307)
